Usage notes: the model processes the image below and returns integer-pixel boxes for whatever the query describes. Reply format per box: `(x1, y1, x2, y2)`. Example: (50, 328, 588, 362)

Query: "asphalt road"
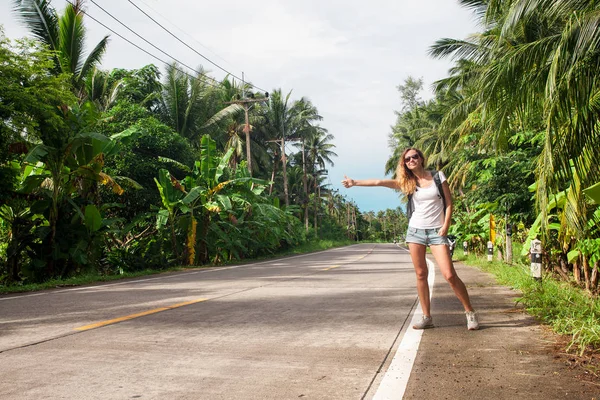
(0, 243, 420, 400)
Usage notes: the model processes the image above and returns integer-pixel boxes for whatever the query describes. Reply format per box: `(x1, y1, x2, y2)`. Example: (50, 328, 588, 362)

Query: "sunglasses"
(404, 154, 420, 162)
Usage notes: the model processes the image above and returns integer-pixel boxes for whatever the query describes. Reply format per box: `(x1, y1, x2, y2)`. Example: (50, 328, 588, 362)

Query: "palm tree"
(112, 64, 163, 110)
(257, 89, 297, 206)
(13, 0, 109, 98)
(84, 67, 122, 112)
(289, 98, 322, 229)
(429, 0, 600, 237)
(158, 63, 242, 147)
(219, 79, 271, 175)
(386, 77, 434, 175)
(305, 127, 337, 236)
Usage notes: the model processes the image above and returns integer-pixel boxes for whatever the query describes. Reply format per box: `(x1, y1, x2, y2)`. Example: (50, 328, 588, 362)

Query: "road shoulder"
(402, 261, 599, 399)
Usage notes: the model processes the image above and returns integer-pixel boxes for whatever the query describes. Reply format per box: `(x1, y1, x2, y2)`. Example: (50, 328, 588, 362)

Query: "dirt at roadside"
(402, 261, 599, 400)
(550, 332, 600, 386)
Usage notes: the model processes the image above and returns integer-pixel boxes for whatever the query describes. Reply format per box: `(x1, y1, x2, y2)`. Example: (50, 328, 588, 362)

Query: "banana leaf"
(583, 181, 600, 204)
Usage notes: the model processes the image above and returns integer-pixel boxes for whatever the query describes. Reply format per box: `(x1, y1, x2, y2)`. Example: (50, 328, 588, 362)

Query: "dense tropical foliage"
(2, 0, 600, 306)
(0, 0, 362, 285)
(385, 0, 600, 295)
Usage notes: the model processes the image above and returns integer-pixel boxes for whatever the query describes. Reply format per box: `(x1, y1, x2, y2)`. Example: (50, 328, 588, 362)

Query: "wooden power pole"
(225, 96, 268, 176)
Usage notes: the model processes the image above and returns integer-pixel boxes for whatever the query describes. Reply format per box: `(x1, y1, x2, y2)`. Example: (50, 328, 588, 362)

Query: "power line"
(126, 0, 268, 94)
(136, 0, 237, 72)
(65, 1, 223, 90)
(87, 0, 224, 89)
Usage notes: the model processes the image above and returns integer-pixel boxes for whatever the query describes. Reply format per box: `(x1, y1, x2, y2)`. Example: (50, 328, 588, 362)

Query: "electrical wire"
(88, 0, 223, 88)
(136, 0, 237, 72)
(126, 0, 268, 94)
(65, 0, 224, 90)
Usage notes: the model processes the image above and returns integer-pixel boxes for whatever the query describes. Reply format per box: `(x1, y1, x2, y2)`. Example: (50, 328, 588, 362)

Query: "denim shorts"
(405, 227, 449, 246)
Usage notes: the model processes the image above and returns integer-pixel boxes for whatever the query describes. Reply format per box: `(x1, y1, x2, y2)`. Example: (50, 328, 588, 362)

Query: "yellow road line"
(322, 265, 340, 271)
(74, 298, 208, 331)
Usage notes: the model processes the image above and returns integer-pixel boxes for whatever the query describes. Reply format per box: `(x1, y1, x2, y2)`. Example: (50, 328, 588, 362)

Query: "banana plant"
(155, 135, 269, 265)
(18, 122, 139, 277)
(154, 168, 185, 260)
(0, 203, 37, 283)
(182, 135, 270, 264)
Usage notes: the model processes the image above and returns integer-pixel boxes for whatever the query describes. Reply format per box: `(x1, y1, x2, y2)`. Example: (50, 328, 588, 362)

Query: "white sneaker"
(413, 315, 434, 329)
(466, 311, 479, 330)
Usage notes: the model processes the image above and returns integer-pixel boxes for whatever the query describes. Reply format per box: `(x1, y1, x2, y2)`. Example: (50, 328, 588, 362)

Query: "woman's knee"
(444, 272, 459, 286)
(416, 272, 428, 282)
(414, 267, 429, 281)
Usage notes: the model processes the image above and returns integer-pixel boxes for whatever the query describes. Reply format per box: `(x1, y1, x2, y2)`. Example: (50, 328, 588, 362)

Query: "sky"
(0, 0, 479, 213)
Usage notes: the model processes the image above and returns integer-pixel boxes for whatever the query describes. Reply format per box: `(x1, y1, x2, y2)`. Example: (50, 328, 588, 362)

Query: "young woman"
(341, 148, 479, 330)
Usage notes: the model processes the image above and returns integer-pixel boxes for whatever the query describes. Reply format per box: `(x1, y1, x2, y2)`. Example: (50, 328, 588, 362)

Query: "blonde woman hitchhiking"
(341, 147, 479, 330)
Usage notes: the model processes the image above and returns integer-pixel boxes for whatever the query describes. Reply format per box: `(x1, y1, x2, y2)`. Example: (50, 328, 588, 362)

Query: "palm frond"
(78, 35, 109, 82)
(12, 0, 59, 50)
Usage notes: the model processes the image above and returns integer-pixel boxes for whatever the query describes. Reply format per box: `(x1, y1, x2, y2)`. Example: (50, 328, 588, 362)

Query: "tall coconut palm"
(218, 78, 270, 174)
(289, 98, 322, 229)
(13, 0, 109, 98)
(158, 63, 242, 148)
(305, 127, 337, 235)
(256, 89, 296, 206)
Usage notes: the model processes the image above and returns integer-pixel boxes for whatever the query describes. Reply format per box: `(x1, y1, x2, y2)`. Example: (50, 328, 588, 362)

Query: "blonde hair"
(395, 148, 426, 195)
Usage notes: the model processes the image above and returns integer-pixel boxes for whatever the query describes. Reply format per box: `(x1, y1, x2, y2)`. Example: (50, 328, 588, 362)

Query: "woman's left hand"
(438, 225, 449, 237)
(341, 175, 355, 188)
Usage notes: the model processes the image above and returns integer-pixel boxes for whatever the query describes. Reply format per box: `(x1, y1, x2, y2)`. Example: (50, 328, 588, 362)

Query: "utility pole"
(225, 86, 268, 176)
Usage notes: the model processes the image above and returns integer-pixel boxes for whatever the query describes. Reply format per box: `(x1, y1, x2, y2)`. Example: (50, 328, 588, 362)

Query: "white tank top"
(408, 170, 447, 229)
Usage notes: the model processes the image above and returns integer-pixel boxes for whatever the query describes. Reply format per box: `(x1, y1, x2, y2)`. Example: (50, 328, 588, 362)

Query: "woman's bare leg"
(430, 244, 474, 312)
(408, 242, 431, 316)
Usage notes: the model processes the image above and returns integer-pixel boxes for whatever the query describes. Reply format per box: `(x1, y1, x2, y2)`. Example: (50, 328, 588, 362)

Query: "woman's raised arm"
(342, 176, 398, 189)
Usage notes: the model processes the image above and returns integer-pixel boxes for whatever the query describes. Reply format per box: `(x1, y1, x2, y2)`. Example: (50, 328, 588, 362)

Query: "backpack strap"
(406, 193, 414, 221)
(432, 170, 447, 215)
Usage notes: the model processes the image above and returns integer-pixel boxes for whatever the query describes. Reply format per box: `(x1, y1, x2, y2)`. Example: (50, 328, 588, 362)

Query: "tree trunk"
(185, 214, 197, 266)
(301, 140, 308, 232)
(313, 179, 318, 238)
(554, 264, 570, 281)
(243, 104, 252, 176)
(583, 254, 591, 291)
(7, 235, 20, 282)
(590, 261, 599, 293)
(281, 138, 289, 207)
(573, 259, 581, 282)
(269, 149, 278, 196)
(197, 214, 210, 264)
(352, 207, 357, 241)
(46, 168, 61, 277)
(505, 234, 513, 264)
(496, 241, 503, 261)
(170, 215, 179, 262)
(560, 253, 570, 276)
(347, 204, 351, 239)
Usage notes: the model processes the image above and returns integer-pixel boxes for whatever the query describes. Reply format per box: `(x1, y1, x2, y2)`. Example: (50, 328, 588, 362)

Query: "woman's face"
(404, 150, 421, 170)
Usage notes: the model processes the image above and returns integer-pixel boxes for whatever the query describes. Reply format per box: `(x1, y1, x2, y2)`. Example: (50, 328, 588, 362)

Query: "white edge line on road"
(0, 243, 370, 301)
(371, 253, 436, 400)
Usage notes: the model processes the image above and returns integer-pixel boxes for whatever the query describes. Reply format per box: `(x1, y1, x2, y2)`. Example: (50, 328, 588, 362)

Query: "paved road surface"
(1, 244, 420, 400)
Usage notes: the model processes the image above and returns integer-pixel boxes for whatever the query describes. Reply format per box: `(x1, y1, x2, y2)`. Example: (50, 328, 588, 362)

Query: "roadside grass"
(0, 239, 355, 295)
(461, 254, 600, 356)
